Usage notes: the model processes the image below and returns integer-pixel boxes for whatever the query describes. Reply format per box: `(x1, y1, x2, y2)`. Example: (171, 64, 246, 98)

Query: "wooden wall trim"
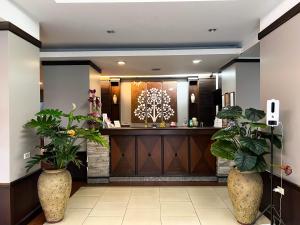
(42, 60, 102, 73)
(0, 170, 42, 225)
(258, 3, 300, 40)
(260, 171, 300, 225)
(218, 58, 260, 73)
(0, 21, 42, 48)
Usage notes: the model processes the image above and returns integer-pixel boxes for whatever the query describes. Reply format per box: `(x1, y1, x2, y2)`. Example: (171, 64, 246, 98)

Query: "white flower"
(72, 103, 77, 111)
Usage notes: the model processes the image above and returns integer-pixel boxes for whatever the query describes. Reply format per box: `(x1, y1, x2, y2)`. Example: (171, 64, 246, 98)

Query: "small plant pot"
(227, 168, 263, 225)
(38, 169, 72, 223)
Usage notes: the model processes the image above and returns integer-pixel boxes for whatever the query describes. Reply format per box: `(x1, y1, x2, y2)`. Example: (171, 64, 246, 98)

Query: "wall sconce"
(112, 94, 118, 104)
(190, 93, 195, 103)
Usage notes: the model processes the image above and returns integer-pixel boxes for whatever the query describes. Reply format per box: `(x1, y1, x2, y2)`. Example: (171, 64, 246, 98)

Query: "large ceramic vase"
(38, 169, 72, 223)
(227, 168, 263, 225)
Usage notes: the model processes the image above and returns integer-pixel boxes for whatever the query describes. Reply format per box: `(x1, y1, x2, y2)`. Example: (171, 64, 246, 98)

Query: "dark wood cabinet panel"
(137, 136, 162, 176)
(190, 135, 216, 176)
(163, 136, 189, 175)
(198, 79, 216, 127)
(110, 136, 136, 176)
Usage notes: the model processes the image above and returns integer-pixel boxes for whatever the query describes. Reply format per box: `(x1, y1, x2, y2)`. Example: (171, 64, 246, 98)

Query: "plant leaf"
(258, 131, 282, 149)
(210, 140, 236, 160)
(234, 151, 257, 172)
(252, 156, 267, 172)
(239, 137, 268, 155)
(217, 106, 242, 120)
(245, 108, 266, 122)
(211, 126, 239, 140)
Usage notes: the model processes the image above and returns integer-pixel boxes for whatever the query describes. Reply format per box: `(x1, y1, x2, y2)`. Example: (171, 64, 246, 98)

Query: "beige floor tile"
(89, 202, 127, 216)
(212, 186, 230, 199)
(191, 195, 227, 209)
(128, 196, 160, 209)
(44, 209, 90, 225)
(161, 202, 196, 217)
(160, 189, 190, 202)
(67, 196, 99, 209)
(132, 187, 159, 197)
(255, 215, 270, 225)
(100, 192, 130, 202)
(186, 187, 216, 197)
(123, 208, 161, 225)
(73, 187, 107, 197)
(83, 217, 123, 225)
(196, 208, 240, 225)
(161, 216, 201, 225)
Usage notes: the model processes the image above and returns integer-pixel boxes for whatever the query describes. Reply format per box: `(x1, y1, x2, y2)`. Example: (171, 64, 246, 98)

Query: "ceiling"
(12, 0, 281, 49)
(13, 0, 279, 75)
(42, 53, 238, 75)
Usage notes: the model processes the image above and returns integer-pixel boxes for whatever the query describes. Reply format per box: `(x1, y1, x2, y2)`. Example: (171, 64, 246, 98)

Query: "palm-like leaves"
(210, 107, 282, 172)
(24, 107, 108, 172)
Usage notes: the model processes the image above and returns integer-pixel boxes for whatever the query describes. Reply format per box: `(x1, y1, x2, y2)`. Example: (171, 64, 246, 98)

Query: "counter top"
(101, 127, 219, 136)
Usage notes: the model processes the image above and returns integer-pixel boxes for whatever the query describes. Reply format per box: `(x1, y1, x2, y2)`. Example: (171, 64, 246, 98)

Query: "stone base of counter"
(109, 176, 217, 182)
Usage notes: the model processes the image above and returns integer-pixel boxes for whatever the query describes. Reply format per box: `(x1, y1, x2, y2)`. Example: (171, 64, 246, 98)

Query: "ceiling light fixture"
(152, 68, 161, 71)
(193, 59, 202, 64)
(55, 0, 235, 3)
(118, 61, 126, 65)
(208, 28, 217, 32)
(106, 30, 115, 34)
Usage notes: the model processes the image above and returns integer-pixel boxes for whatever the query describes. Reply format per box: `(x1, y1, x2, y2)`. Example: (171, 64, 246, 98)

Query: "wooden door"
(110, 136, 136, 176)
(137, 136, 162, 176)
(163, 136, 189, 175)
(190, 135, 216, 176)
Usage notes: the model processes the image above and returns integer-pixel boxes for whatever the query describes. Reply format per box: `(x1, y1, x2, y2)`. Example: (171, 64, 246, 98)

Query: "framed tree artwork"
(131, 81, 177, 123)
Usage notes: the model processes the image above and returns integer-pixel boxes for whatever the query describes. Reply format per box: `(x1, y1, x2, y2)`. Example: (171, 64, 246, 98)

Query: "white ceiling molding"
(100, 73, 213, 79)
(54, 0, 236, 3)
(40, 48, 242, 58)
(0, 0, 40, 39)
(260, 0, 299, 31)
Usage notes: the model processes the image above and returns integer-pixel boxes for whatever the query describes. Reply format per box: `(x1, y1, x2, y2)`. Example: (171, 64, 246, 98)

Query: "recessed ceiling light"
(55, 0, 235, 3)
(106, 30, 115, 34)
(193, 59, 202, 64)
(208, 28, 217, 32)
(152, 68, 161, 71)
(118, 61, 126, 65)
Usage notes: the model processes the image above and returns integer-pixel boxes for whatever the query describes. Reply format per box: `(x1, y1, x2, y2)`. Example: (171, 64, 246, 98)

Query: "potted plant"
(210, 106, 282, 225)
(24, 104, 108, 223)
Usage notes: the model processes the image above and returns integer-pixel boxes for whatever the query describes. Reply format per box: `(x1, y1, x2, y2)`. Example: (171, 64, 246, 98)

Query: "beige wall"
(260, 14, 300, 185)
(43, 65, 101, 152)
(0, 31, 40, 182)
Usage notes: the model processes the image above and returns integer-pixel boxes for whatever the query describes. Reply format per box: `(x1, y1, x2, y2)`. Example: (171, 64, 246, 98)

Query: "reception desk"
(101, 127, 218, 178)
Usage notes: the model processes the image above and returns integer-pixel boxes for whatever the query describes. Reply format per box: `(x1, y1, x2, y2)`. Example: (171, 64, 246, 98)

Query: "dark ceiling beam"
(0, 21, 42, 48)
(41, 60, 102, 73)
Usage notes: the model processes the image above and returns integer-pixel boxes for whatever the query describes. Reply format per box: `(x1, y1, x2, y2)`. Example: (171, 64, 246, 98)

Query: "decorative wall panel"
(131, 81, 177, 123)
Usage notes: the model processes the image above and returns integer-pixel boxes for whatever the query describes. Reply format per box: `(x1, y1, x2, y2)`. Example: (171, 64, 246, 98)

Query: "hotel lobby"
(0, 1, 299, 225)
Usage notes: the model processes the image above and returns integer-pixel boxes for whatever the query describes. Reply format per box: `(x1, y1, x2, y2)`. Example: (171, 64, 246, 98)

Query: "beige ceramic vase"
(227, 168, 263, 225)
(38, 169, 72, 223)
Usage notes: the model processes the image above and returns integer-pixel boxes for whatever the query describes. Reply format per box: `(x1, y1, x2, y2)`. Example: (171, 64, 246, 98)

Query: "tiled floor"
(45, 186, 270, 225)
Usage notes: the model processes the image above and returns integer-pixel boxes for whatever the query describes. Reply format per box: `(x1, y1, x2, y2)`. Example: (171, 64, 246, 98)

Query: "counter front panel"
(101, 128, 218, 177)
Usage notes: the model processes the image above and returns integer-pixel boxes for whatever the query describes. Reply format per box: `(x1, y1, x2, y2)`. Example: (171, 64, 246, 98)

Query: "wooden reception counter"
(101, 127, 218, 177)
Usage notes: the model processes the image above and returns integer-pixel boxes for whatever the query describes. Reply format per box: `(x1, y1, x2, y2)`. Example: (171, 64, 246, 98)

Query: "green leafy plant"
(24, 104, 108, 172)
(211, 106, 282, 172)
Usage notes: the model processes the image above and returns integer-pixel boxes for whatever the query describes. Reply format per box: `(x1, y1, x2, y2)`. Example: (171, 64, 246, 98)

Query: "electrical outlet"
(24, 152, 31, 159)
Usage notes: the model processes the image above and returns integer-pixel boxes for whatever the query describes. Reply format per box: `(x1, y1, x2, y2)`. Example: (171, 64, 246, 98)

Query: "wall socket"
(24, 152, 31, 159)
